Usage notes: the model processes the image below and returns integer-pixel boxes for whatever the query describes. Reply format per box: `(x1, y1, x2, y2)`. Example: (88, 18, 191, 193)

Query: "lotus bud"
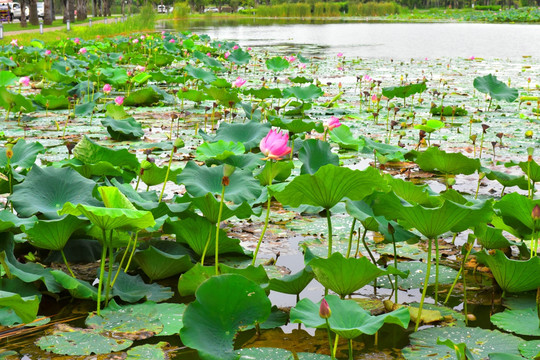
(173, 138, 185, 152)
(447, 177, 456, 187)
(223, 164, 236, 178)
(5, 144, 13, 159)
(319, 298, 331, 319)
(525, 130, 533, 139)
(532, 205, 540, 221)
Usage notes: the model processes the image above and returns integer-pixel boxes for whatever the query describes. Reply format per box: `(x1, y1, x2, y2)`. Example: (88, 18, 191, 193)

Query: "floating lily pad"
(125, 342, 170, 360)
(237, 347, 294, 359)
(491, 307, 540, 336)
(51, 270, 98, 301)
(377, 261, 458, 290)
(519, 340, 540, 359)
(111, 271, 173, 303)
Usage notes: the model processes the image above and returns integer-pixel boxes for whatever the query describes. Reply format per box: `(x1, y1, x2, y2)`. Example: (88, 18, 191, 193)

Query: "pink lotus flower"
(207, 52, 212, 57)
(127, 70, 133, 77)
(298, 63, 306, 69)
(136, 65, 145, 72)
(233, 45, 239, 50)
(247, 47, 252, 51)
(103, 84, 112, 94)
(10, 39, 18, 46)
(371, 94, 378, 103)
(115, 96, 124, 106)
(232, 77, 246, 88)
(132, 39, 139, 44)
(78, 47, 87, 54)
(259, 129, 291, 160)
(162, 35, 166, 40)
(337, 67, 344, 71)
(363, 75, 372, 82)
(319, 298, 331, 319)
(224, 51, 230, 59)
(337, 52, 343, 57)
(19, 76, 30, 87)
(161, 31, 166, 35)
(469, 56, 475, 60)
(326, 116, 341, 130)
(140, 35, 146, 40)
(119, 55, 123, 61)
(73, 38, 80, 45)
(44, 49, 51, 56)
(169, 39, 175, 43)
(284, 55, 296, 63)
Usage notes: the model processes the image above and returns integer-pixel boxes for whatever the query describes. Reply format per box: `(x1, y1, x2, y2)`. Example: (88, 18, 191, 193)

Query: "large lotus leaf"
(376, 261, 458, 290)
(177, 264, 215, 297)
(237, 348, 294, 359)
(297, 354, 332, 360)
(0, 210, 37, 232)
(140, 162, 182, 187)
(9, 166, 100, 219)
(195, 140, 245, 162)
(0, 279, 40, 324)
(105, 68, 128, 85)
(518, 158, 540, 183)
(177, 161, 262, 204)
(519, 340, 540, 359)
(494, 192, 540, 239)
(167, 216, 247, 257)
(193, 51, 225, 71)
(23, 215, 86, 251)
(474, 224, 514, 249)
(105, 103, 130, 120)
(475, 249, 540, 293)
(329, 124, 362, 151)
(298, 139, 339, 175)
(180, 274, 271, 360)
(33, 94, 70, 110)
(101, 117, 144, 140)
(0, 71, 17, 86)
(483, 168, 529, 190)
(0, 233, 61, 292)
(123, 87, 161, 107)
(384, 175, 438, 207)
(179, 89, 211, 103)
(51, 270, 98, 300)
(98, 186, 137, 210)
(36, 327, 133, 356)
(205, 86, 241, 105)
(382, 82, 426, 99)
(445, 197, 493, 234)
(132, 72, 152, 85)
(415, 146, 480, 175)
(227, 49, 251, 65)
(0, 86, 35, 113)
(188, 193, 258, 223)
(133, 241, 193, 281)
(283, 84, 324, 101)
(290, 295, 409, 339)
(309, 252, 406, 297)
(491, 307, 540, 336)
(473, 74, 519, 102)
(0, 139, 45, 171)
(125, 342, 170, 360)
(245, 87, 283, 100)
(268, 268, 314, 295)
(185, 64, 217, 84)
(275, 164, 388, 210)
(360, 136, 406, 161)
(110, 271, 173, 303)
(402, 327, 522, 359)
(270, 117, 323, 134)
(199, 121, 271, 151)
(75, 101, 96, 116)
(58, 158, 131, 182)
(73, 136, 139, 172)
(266, 57, 290, 72)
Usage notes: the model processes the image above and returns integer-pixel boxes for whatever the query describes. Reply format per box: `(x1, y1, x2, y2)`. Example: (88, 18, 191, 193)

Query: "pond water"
(161, 18, 540, 59)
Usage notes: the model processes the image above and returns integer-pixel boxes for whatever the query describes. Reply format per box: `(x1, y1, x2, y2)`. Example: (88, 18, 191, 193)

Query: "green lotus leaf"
(133, 241, 193, 281)
(199, 121, 271, 151)
(245, 87, 283, 100)
(0, 234, 61, 293)
(0, 210, 37, 232)
(360, 136, 406, 161)
(473, 74, 519, 102)
(51, 270, 98, 300)
(126, 342, 170, 360)
(430, 105, 468, 116)
(184, 64, 217, 84)
(180, 274, 271, 360)
(268, 268, 314, 295)
(35, 327, 133, 356)
(475, 249, 540, 293)
(56, 158, 130, 181)
(0, 71, 17, 87)
(491, 307, 540, 336)
(383, 175, 439, 207)
(177, 161, 262, 204)
(0, 278, 40, 324)
(73, 135, 139, 173)
(382, 82, 426, 99)
(270, 117, 323, 134)
(132, 72, 152, 84)
(519, 340, 540, 359)
(0, 139, 45, 171)
(256, 160, 294, 186)
(0, 86, 35, 113)
(297, 354, 332, 360)
(101, 117, 144, 140)
(402, 327, 522, 359)
(123, 87, 162, 106)
(205, 86, 241, 105)
(483, 168, 529, 191)
(283, 84, 324, 101)
(266, 56, 290, 72)
(110, 271, 173, 303)
(309, 253, 406, 297)
(10, 166, 99, 219)
(195, 140, 246, 162)
(178, 89, 211, 103)
(188, 193, 259, 223)
(139, 161, 182, 187)
(193, 51, 225, 70)
(290, 295, 409, 339)
(23, 215, 86, 251)
(177, 263, 215, 297)
(227, 49, 251, 65)
(415, 146, 480, 175)
(237, 347, 294, 359)
(329, 124, 362, 151)
(376, 261, 458, 290)
(474, 223, 514, 249)
(75, 101, 96, 116)
(105, 68, 128, 85)
(275, 164, 388, 210)
(298, 139, 339, 175)
(414, 119, 445, 133)
(517, 158, 540, 183)
(105, 103, 130, 120)
(494, 192, 540, 239)
(33, 94, 70, 110)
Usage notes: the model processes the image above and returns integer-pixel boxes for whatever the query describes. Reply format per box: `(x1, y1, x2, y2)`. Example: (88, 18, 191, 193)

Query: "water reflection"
(160, 18, 540, 59)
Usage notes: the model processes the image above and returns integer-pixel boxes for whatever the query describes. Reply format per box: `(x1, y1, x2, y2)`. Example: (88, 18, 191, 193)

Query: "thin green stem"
(348, 339, 353, 360)
(445, 243, 473, 304)
(61, 249, 76, 278)
(326, 210, 333, 259)
(112, 232, 135, 287)
(325, 318, 335, 360)
(159, 147, 175, 202)
(104, 230, 114, 307)
(200, 230, 212, 266)
(215, 184, 226, 275)
(354, 227, 366, 258)
(391, 231, 398, 304)
(332, 334, 339, 359)
(435, 238, 440, 303)
(346, 218, 357, 258)
(252, 194, 272, 266)
(97, 229, 107, 316)
(124, 232, 138, 273)
(415, 237, 433, 332)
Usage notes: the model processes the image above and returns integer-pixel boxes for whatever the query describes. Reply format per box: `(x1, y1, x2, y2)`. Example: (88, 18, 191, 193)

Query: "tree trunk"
(43, 0, 52, 24)
(68, 0, 74, 20)
(63, 0, 68, 22)
(28, 0, 39, 25)
(19, 0, 27, 27)
(77, 0, 87, 20)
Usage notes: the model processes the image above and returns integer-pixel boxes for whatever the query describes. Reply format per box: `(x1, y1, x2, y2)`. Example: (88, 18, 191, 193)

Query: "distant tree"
(28, 0, 39, 25)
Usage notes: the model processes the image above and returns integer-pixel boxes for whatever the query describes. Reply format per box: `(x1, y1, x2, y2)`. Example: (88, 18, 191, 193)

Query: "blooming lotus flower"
(284, 55, 296, 63)
(469, 56, 475, 60)
(207, 52, 212, 57)
(337, 52, 343, 57)
(224, 51, 230, 59)
(326, 116, 341, 130)
(73, 38, 80, 45)
(140, 35, 146, 40)
(103, 84, 112, 94)
(44, 49, 51, 56)
(247, 47, 252, 51)
(169, 39, 175, 43)
(19, 76, 30, 87)
(78, 47, 87, 54)
(136, 65, 145, 72)
(115, 96, 124, 106)
(10, 39, 18, 46)
(363, 75, 372, 82)
(298, 63, 306, 69)
(232, 77, 246, 88)
(132, 39, 139, 44)
(260, 129, 291, 160)
(233, 45, 239, 50)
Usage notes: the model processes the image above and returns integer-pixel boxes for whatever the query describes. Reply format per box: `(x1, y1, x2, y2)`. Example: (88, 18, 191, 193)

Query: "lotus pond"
(0, 28, 539, 360)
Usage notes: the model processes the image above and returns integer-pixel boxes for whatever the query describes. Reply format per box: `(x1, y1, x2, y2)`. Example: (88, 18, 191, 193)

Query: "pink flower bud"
(232, 77, 246, 88)
(115, 96, 124, 106)
(78, 47, 87, 54)
(19, 76, 30, 87)
(326, 116, 341, 131)
(319, 298, 331, 319)
(45, 49, 51, 56)
(103, 84, 112, 94)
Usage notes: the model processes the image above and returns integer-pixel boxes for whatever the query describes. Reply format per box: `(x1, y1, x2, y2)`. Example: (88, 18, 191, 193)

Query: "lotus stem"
(445, 242, 473, 304)
(434, 239, 440, 303)
(391, 230, 398, 304)
(348, 339, 353, 360)
(346, 218, 357, 258)
(124, 232, 138, 273)
(252, 194, 272, 266)
(215, 184, 226, 275)
(326, 210, 333, 259)
(104, 230, 114, 307)
(478, 133, 485, 159)
(415, 237, 433, 331)
(528, 160, 532, 199)
(536, 288, 540, 328)
(354, 227, 367, 258)
(158, 146, 175, 203)
(332, 334, 339, 359)
(200, 230, 212, 266)
(112, 232, 136, 287)
(96, 229, 108, 316)
(325, 318, 335, 360)
(60, 249, 76, 278)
